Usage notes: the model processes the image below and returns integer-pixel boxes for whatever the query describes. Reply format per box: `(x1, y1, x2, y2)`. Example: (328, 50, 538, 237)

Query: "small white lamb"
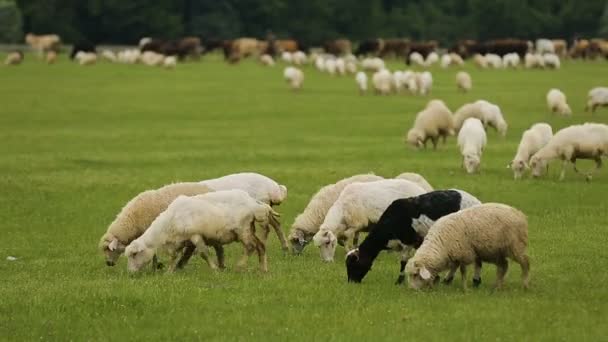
(284, 66, 304, 90)
(456, 71, 472, 93)
(546, 89, 572, 116)
(458, 118, 487, 174)
(355, 71, 368, 94)
(509, 123, 553, 179)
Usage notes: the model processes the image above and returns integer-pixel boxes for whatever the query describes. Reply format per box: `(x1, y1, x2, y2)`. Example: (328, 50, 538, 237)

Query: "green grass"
(1, 54, 608, 341)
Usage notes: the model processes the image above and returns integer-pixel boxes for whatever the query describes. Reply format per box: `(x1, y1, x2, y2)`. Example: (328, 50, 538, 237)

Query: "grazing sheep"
(335, 58, 346, 75)
(4, 51, 23, 65)
(546, 89, 572, 116)
(314, 55, 326, 72)
(409, 52, 425, 66)
(458, 118, 487, 174)
(163, 56, 177, 69)
(75, 51, 97, 66)
(101, 50, 117, 63)
(313, 179, 426, 262)
(502, 53, 520, 68)
(424, 52, 439, 67)
(586, 87, 608, 113)
(406, 203, 529, 290)
(25, 33, 61, 57)
(372, 69, 392, 95)
(292, 51, 307, 65)
(453, 100, 508, 136)
(394, 172, 433, 192)
(529, 123, 608, 181)
(536, 39, 555, 54)
(456, 71, 472, 93)
(288, 174, 383, 254)
(417, 71, 433, 95)
(98, 182, 213, 267)
(125, 190, 277, 273)
(406, 99, 455, 149)
(355, 71, 368, 94)
(260, 54, 275, 66)
(281, 51, 293, 64)
(509, 123, 553, 179)
(46, 51, 57, 64)
(543, 53, 560, 69)
(325, 58, 337, 75)
(525, 53, 544, 69)
(473, 54, 488, 69)
(449, 53, 464, 66)
(440, 54, 452, 68)
(140, 51, 164, 66)
(345, 189, 481, 284)
(284, 66, 304, 90)
(485, 54, 503, 68)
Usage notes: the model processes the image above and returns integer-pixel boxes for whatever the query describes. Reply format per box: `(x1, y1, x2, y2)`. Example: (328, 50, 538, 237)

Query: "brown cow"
(227, 38, 263, 63)
(379, 39, 409, 58)
(275, 39, 299, 53)
(569, 39, 590, 59)
(25, 33, 61, 57)
(323, 39, 352, 55)
(408, 41, 438, 58)
(552, 39, 568, 58)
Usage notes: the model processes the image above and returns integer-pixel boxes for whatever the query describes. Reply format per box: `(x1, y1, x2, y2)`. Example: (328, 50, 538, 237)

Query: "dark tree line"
(4, 0, 608, 45)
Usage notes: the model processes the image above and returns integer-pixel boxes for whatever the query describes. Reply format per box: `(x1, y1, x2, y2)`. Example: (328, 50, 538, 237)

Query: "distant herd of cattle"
(18, 33, 608, 64)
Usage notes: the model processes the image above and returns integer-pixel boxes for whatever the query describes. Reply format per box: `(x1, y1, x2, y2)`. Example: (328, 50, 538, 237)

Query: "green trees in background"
(9, 0, 608, 45)
(0, 0, 23, 43)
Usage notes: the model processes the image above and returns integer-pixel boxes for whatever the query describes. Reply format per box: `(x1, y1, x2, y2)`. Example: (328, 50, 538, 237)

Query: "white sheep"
(406, 203, 530, 290)
(125, 190, 278, 273)
(509, 123, 553, 179)
(473, 54, 487, 69)
(163, 56, 177, 69)
(361, 57, 385, 72)
(416, 71, 433, 96)
(284, 66, 304, 90)
(372, 69, 393, 95)
(449, 53, 464, 66)
(140, 51, 164, 66)
(409, 52, 425, 66)
(117, 49, 140, 64)
(424, 52, 439, 67)
(440, 54, 452, 68)
(484, 54, 502, 68)
(546, 89, 572, 116)
(355, 71, 368, 94)
(281, 51, 293, 64)
(75, 51, 97, 66)
(456, 71, 472, 93)
(312, 179, 426, 262)
(525, 53, 544, 69)
(98, 182, 213, 267)
(453, 100, 508, 136)
(406, 99, 455, 149)
(543, 53, 560, 69)
(502, 53, 520, 68)
(101, 50, 117, 63)
(458, 118, 487, 174)
(292, 51, 307, 65)
(394, 172, 433, 192)
(529, 123, 608, 181)
(586, 87, 608, 113)
(536, 39, 555, 54)
(335, 58, 346, 75)
(260, 54, 275, 66)
(314, 55, 326, 71)
(288, 174, 383, 254)
(325, 58, 337, 76)
(4, 51, 23, 65)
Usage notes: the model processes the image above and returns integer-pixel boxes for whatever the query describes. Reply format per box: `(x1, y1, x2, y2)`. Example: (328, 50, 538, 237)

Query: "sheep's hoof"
(472, 277, 482, 288)
(395, 275, 406, 285)
(443, 276, 454, 285)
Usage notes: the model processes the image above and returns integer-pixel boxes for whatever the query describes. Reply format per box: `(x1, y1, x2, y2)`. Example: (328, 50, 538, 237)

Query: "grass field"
(1, 54, 608, 341)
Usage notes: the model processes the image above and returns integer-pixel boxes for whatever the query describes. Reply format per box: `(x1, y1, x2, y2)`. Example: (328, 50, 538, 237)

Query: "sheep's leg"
(191, 235, 218, 270)
(431, 136, 439, 150)
(459, 264, 468, 290)
(443, 263, 459, 285)
(559, 160, 569, 181)
(395, 248, 412, 285)
(152, 254, 164, 271)
(253, 234, 268, 273)
(494, 258, 509, 290)
(213, 245, 226, 269)
(352, 232, 360, 247)
(513, 253, 530, 289)
(165, 249, 181, 273)
(269, 216, 289, 251)
(176, 242, 196, 270)
(236, 223, 258, 270)
(343, 230, 357, 251)
(472, 258, 482, 288)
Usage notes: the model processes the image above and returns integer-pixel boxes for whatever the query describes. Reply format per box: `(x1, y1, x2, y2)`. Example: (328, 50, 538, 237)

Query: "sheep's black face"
(345, 253, 372, 283)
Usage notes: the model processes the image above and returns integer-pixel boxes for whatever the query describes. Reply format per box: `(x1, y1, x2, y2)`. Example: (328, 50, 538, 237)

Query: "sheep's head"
(125, 240, 155, 273)
(406, 129, 424, 149)
(561, 104, 572, 116)
(288, 228, 311, 255)
(405, 260, 436, 289)
(463, 154, 480, 174)
(99, 234, 126, 266)
(497, 120, 508, 137)
(345, 249, 372, 283)
(509, 159, 528, 179)
(312, 229, 337, 262)
(529, 156, 547, 178)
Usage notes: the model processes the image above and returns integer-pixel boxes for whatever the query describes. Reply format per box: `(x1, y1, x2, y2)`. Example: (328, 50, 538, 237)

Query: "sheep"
(417, 71, 433, 95)
(485, 54, 502, 68)
(140, 51, 164, 66)
(75, 51, 97, 66)
(394, 172, 433, 192)
(125, 190, 278, 273)
(525, 53, 544, 69)
(25, 33, 61, 57)
(473, 54, 487, 69)
(372, 69, 392, 95)
(101, 50, 117, 63)
(406, 99, 455, 149)
(312, 179, 426, 262)
(543, 53, 560, 69)
(314, 55, 326, 72)
(355, 71, 368, 95)
(46, 51, 57, 64)
(345, 189, 481, 284)
(281, 51, 293, 64)
(585, 87, 608, 113)
(458, 118, 487, 174)
(456, 71, 472, 93)
(449, 53, 464, 66)
(404, 71, 418, 94)
(117, 49, 140, 64)
(292, 51, 307, 65)
(284, 66, 304, 90)
(424, 52, 439, 67)
(335, 58, 346, 75)
(502, 53, 520, 68)
(199, 172, 288, 249)
(4, 51, 23, 65)
(405, 203, 530, 290)
(409, 52, 425, 66)
(509, 123, 553, 179)
(288, 174, 383, 254)
(163, 56, 177, 69)
(440, 54, 452, 68)
(536, 39, 555, 54)
(529, 123, 608, 181)
(345, 59, 357, 74)
(453, 100, 508, 136)
(325, 58, 337, 75)
(98, 182, 213, 267)
(546, 89, 572, 116)
(392, 71, 404, 92)
(259, 54, 275, 66)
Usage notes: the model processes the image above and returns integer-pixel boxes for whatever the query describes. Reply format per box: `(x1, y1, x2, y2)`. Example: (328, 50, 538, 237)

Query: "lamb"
(543, 53, 560, 69)
(117, 49, 141, 64)
(453, 100, 508, 136)
(292, 51, 307, 65)
(456, 71, 472, 93)
(394, 172, 433, 192)
(546, 89, 572, 116)
(312, 179, 426, 262)
(485, 54, 502, 68)
(163, 56, 177, 69)
(406, 99, 455, 149)
(125, 190, 278, 273)
(372, 69, 392, 95)
(140, 51, 164, 66)
(4, 51, 23, 65)
(525, 53, 544, 69)
(325, 58, 337, 75)
(281, 51, 293, 64)
(75, 51, 97, 66)
(416, 71, 433, 96)
(345, 189, 481, 284)
(260, 54, 275, 66)
(361, 57, 383, 71)
(101, 50, 117, 63)
(284, 66, 304, 90)
(288, 174, 383, 254)
(585, 87, 608, 113)
(46, 51, 57, 64)
(409, 52, 425, 66)
(509, 123, 553, 179)
(424, 52, 439, 67)
(449, 53, 464, 66)
(473, 54, 488, 69)
(502, 53, 520, 68)
(458, 118, 487, 174)
(355, 71, 368, 95)
(335, 58, 346, 75)
(440, 54, 452, 68)
(405, 203, 530, 290)
(98, 182, 213, 267)
(529, 123, 608, 181)
(199, 172, 288, 249)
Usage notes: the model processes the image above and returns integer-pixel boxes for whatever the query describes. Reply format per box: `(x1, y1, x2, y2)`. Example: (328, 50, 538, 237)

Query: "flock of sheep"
(99, 172, 528, 290)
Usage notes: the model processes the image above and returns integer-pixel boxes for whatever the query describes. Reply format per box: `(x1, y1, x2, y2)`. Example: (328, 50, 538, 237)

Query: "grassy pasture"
(1, 54, 607, 341)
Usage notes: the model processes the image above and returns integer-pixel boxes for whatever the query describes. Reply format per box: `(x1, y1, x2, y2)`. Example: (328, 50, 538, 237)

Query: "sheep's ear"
(420, 267, 432, 280)
(108, 239, 119, 251)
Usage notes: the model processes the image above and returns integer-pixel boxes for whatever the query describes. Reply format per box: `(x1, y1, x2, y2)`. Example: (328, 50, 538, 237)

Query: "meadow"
(1, 54, 607, 341)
